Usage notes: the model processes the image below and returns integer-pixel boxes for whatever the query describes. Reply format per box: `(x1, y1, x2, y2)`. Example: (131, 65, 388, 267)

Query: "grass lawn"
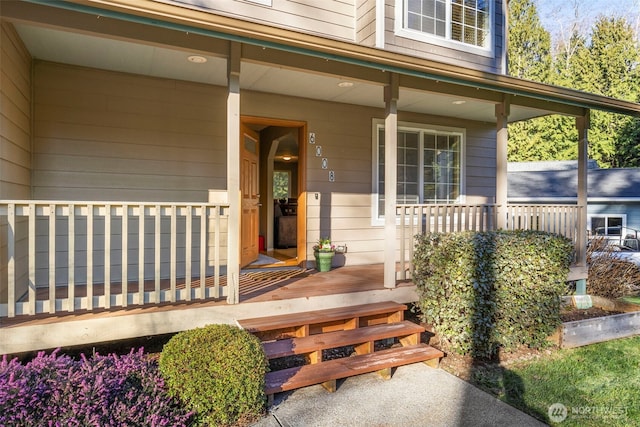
(470, 336, 640, 426)
(622, 295, 640, 305)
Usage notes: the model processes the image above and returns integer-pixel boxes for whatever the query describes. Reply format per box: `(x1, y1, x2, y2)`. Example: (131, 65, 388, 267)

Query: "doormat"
(239, 268, 309, 295)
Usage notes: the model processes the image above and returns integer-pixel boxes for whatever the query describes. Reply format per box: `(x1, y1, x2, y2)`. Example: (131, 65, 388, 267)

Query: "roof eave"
(24, 0, 640, 117)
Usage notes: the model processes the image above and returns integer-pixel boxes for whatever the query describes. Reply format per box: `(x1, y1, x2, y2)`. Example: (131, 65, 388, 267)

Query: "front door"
(240, 124, 260, 267)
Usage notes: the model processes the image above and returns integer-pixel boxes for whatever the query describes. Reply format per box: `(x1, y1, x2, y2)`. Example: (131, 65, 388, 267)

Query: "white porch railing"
(0, 201, 229, 318)
(397, 204, 581, 280)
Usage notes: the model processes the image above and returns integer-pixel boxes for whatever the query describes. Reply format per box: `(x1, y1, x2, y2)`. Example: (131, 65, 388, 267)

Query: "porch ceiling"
(15, 21, 551, 124)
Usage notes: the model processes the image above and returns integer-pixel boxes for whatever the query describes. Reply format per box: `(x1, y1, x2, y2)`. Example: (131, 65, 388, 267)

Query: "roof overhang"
(3, 0, 640, 123)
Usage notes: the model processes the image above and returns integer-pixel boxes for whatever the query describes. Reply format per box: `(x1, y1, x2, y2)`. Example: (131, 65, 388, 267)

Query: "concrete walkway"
(252, 363, 548, 427)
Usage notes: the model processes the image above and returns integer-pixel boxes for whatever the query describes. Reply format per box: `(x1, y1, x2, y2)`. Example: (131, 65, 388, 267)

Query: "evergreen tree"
(507, 4, 640, 167)
(507, 0, 558, 161)
(507, 0, 552, 81)
(571, 17, 640, 167)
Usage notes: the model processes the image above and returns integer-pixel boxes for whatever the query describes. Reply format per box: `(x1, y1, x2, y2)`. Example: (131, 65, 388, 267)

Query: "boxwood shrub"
(413, 230, 573, 358)
(158, 324, 268, 427)
(0, 348, 192, 426)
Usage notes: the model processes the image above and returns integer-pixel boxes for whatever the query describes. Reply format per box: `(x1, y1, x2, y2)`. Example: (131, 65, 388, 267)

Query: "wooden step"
(263, 321, 424, 360)
(238, 301, 407, 340)
(265, 343, 444, 395)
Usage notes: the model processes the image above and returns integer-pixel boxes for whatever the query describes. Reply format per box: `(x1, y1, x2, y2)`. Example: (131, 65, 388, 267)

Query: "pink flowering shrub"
(0, 348, 192, 426)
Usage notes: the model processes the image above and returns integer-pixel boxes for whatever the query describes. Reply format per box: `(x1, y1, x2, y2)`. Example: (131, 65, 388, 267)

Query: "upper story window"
(372, 120, 465, 223)
(397, 0, 493, 55)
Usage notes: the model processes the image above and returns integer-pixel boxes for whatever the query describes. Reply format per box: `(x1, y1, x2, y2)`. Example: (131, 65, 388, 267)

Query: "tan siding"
(242, 90, 496, 266)
(356, 0, 377, 45)
(163, 0, 356, 41)
(465, 125, 497, 201)
(32, 62, 226, 202)
(1, 22, 32, 304)
(28, 61, 497, 272)
(1, 23, 31, 199)
(383, 0, 505, 74)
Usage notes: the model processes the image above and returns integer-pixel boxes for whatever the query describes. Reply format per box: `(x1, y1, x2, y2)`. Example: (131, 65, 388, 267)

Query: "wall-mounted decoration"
(321, 158, 328, 169)
(315, 146, 322, 157)
(309, 132, 316, 144)
(329, 171, 335, 182)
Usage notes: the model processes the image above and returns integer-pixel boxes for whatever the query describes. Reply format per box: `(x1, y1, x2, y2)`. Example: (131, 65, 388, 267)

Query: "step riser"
(238, 302, 443, 399)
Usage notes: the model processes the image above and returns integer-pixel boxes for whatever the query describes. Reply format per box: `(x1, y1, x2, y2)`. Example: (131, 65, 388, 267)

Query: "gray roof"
(508, 161, 640, 200)
(507, 159, 600, 172)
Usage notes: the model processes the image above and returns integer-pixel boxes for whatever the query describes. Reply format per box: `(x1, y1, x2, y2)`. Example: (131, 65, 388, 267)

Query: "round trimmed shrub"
(158, 324, 268, 426)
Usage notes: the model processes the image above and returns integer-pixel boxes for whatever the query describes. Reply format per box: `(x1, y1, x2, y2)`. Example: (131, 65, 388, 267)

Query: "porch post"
(495, 96, 510, 230)
(226, 42, 241, 304)
(575, 110, 590, 295)
(384, 73, 399, 288)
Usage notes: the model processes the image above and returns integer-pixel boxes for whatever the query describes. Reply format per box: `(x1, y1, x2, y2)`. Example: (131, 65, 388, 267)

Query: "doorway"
(240, 116, 306, 268)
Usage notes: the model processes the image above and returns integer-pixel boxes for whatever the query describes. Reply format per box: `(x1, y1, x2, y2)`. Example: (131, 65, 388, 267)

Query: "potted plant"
(313, 237, 335, 272)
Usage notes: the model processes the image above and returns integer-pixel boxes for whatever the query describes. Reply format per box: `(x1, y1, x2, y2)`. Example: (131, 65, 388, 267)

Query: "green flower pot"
(314, 251, 335, 272)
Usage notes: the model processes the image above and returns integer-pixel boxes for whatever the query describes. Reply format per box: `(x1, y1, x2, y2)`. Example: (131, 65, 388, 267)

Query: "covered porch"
(1, 198, 582, 318)
(1, 263, 418, 354)
(2, 1, 640, 353)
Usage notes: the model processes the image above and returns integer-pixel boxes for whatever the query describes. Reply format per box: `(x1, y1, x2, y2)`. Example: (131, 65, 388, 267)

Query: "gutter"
(21, 0, 640, 117)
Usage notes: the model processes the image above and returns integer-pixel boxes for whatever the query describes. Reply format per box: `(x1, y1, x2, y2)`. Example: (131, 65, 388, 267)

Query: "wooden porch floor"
(3, 264, 415, 329)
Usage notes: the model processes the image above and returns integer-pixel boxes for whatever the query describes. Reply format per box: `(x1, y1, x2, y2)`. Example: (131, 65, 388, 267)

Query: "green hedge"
(413, 230, 573, 358)
(159, 324, 268, 426)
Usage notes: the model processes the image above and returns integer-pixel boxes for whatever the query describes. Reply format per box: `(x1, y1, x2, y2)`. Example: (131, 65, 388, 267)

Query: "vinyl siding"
(356, 0, 377, 46)
(244, 91, 496, 266)
(163, 0, 356, 41)
(33, 61, 226, 202)
(384, 0, 506, 74)
(1, 22, 31, 199)
(30, 62, 496, 272)
(1, 22, 32, 303)
(163, 0, 506, 74)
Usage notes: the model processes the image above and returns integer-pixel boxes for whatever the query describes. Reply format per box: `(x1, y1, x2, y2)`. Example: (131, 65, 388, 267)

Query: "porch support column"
(384, 73, 399, 289)
(226, 42, 241, 304)
(575, 110, 590, 295)
(495, 96, 510, 230)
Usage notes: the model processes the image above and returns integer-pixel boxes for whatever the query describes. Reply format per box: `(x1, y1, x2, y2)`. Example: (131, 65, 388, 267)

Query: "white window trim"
(393, 0, 494, 58)
(243, 0, 272, 5)
(588, 214, 628, 239)
(371, 119, 466, 226)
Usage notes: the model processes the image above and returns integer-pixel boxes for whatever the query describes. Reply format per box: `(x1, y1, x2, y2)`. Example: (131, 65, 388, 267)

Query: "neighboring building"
(1, 0, 639, 353)
(509, 160, 640, 243)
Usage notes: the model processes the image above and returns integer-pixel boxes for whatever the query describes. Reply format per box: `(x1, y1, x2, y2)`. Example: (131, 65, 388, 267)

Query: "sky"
(534, 0, 640, 44)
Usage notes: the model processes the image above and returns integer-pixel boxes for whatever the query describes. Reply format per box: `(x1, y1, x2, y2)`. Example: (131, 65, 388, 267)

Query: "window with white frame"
(374, 121, 464, 220)
(397, 0, 492, 53)
(589, 215, 626, 238)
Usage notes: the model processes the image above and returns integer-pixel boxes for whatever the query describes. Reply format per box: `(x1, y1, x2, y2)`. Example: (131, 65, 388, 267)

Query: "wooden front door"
(240, 124, 260, 267)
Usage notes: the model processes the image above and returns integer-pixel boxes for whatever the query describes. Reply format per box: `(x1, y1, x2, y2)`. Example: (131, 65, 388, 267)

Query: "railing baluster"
(154, 204, 161, 304)
(203, 205, 209, 299)
(7, 203, 15, 318)
(185, 206, 192, 301)
(68, 204, 75, 312)
(138, 204, 145, 305)
(87, 205, 94, 310)
(104, 204, 111, 309)
(170, 205, 176, 303)
(28, 204, 36, 315)
(122, 204, 128, 307)
(409, 206, 419, 278)
(399, 206, 407, 281)
(48, 204, 56, 314)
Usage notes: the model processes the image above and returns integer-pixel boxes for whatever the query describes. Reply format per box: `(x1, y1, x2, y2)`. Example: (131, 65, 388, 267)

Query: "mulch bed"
(17, 303, 625, 379)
